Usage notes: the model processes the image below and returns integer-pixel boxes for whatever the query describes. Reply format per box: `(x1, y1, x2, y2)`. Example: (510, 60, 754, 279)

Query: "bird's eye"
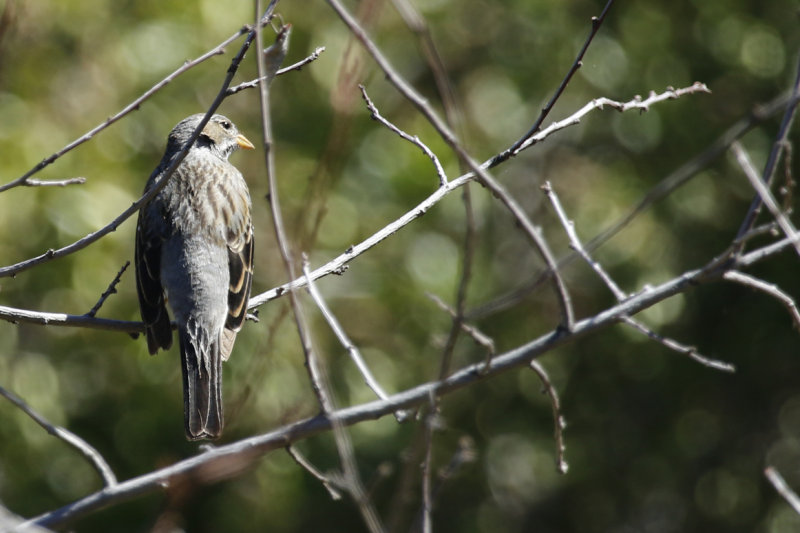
(221, 120, 232, 130)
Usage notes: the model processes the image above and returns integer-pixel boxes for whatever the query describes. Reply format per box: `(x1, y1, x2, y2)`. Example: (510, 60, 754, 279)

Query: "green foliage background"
(0, 0, 799, 531)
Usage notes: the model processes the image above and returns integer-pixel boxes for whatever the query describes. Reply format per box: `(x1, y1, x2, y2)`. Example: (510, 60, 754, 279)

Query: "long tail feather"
(178, 325, 223, 440)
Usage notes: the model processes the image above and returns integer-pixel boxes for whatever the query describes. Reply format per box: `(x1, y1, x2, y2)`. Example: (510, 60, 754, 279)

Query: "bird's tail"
(178, 323, 223, 440)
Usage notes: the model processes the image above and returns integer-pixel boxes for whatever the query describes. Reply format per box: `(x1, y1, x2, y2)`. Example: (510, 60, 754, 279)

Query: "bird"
(135, 113, 255, 440)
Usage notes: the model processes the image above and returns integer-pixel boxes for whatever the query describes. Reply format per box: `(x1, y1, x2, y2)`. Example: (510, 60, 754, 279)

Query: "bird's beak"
(236, 134, 255, 150)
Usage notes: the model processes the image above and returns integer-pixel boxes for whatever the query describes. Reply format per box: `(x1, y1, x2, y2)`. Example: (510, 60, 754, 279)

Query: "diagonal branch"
(0, 21, 265, 279)
(0, 27, 250, 194)
(358, 84, 448, 186)
(490, 0, 616, 166)
(735, 54, 800, 245)
(765, 466, 800, 515)
(0, 385, 117, 487)
(731, 141, 800, 256)
(723, 270, 800, 329)
(23, 233, 793, 529)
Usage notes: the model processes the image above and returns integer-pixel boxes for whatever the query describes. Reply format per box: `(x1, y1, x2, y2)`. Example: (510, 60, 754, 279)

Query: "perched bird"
(135, 113, 255, 440)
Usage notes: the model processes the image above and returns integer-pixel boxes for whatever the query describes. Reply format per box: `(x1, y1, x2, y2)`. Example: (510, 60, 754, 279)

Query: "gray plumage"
(135, 113, 254, 440)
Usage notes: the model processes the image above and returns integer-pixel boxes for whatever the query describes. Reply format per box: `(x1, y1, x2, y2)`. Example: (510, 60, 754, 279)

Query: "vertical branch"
(301, 262, 388, 533)
(254, 9, 329, 411)
(731, 141, 800, 256)
(734, 54, 800, 246)
(420, 393, 436, 533)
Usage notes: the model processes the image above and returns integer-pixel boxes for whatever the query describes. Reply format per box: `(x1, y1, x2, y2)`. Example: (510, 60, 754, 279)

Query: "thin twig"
(22, 177, 86, 187)
(286, 445, 343, 500)
(302, 258, 394, 405)
(542, 181, 627, 301)
(0, 26, 251, 194)
(299, 259, 388, 533)
(0, 21, 264, 278)
(0, 385, 117, 487)
(0, 304, 141, 332)
(724, 270, 800, 329)
(543, 180, 735, 372)
(511, 83, 711, 156)
(622, 316, 736, 372)
(738, 233, 797, 268)
(529, 361, 568, 474)
(765, 466, 800, 515)
(256, 17, 329, 412)
(420, 392, 437, 533)
(85, 261, 129, 318)
(731, 141, 800, 256)
(780, 141, 795, 211)
(359, 84, 448, 186)
(226, 46, 326, 95)
(436, 184, 478, 378)
(426, 292, 495, 370)
(735, 54, 800, 246)
(490, 0, 616, 167)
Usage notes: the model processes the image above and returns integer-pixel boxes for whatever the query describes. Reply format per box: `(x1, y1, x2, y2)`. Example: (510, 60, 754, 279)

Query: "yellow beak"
(237, 134, 255, 150)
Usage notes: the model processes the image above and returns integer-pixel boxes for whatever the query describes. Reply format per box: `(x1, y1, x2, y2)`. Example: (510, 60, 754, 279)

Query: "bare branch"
(529, 361, 568, 474)
(765, 466, 800, 515)
(0, 26, 251, 194)
(255, 17, 329, 412)
(426, 293, 495, 356)
(248, 83, 710, 313)
(358, 84, 448, 186)
(780, 141, 795, 211)
(735, 54, 800, 244)
(226, 46, 326, 95)
(0, 22, 263, 279)
(731, 141, 800, 256)
(286, 445, 343, 500)
(490, 0, 617, 166)
(723, 270, 800, 329)
(326, 0, 582, 331)
(420, 392, 437, 533)
(303, 259, 394, 405)
(0, 304, 141, 333)
(622, 316, 735, 372)
(25, 236, 791, 529)
(0, 385, 117, 488)
(22, 177, 86, 187)
(542, 180, 733, 372)
(517, 82, 712, 157)
(255, 15, 385, 533)
(86, 261, 130, 318)
(542, 181, 627, 301)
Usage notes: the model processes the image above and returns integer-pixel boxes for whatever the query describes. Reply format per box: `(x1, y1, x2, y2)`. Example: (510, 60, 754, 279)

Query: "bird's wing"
(225, 219, 254, 335)
(135, 203, 173, 354)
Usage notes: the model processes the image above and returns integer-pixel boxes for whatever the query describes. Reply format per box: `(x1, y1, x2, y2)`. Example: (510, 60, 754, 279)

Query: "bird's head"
(167, 113, 254, 160)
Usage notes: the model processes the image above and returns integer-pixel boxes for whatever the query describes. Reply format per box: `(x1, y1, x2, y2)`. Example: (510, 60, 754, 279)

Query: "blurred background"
(0, 0, 799, 531)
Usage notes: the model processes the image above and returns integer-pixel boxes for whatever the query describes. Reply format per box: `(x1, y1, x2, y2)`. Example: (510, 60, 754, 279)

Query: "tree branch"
(23, 233, 792, 529)
(0, 385, 117, 488)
